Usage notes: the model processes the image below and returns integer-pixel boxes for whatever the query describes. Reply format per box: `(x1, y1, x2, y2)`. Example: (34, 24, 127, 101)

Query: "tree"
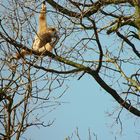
(0, 0, 140, 139)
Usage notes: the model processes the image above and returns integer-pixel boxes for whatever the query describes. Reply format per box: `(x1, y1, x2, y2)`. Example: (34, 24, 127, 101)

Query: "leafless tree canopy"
(0, 0, 140, 139)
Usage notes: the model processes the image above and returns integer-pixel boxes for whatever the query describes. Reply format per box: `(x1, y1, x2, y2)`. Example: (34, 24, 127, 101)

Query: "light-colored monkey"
(15, 1, 58, 59)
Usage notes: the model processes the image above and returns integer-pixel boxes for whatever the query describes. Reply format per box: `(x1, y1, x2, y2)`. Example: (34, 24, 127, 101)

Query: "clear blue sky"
(25, 75, 139, 140)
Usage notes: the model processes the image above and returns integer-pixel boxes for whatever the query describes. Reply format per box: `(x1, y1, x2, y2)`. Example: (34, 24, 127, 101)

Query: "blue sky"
(25, 75, 140, 140)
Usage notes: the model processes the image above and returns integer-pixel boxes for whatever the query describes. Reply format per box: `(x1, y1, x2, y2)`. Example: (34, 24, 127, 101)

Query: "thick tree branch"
(88, 71, 140, 117)
(26, 61, 83, 74)
(45, 0, 81, 18)
(89, 18, 103, 72)
(45, 0, 131, 18)
(116, 31, 140, 58)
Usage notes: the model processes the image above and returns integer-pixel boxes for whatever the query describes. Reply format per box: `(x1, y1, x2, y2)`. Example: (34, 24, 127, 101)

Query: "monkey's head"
(47, 27, 58, 37)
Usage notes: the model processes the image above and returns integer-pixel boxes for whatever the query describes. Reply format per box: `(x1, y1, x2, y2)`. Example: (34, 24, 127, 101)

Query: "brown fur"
(15, 49, 31, 59)
(15, 2, 58, 60)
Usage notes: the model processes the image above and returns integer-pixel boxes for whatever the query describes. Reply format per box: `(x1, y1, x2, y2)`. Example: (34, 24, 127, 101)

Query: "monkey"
(33, 1, 58, 52)
(32, 28, 57, 52)
(15, 1, 58, 59)
(15, 49, 31, 59)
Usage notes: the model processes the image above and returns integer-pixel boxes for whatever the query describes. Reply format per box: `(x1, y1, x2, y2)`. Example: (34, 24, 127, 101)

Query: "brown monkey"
(15, 1, 58, 59)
